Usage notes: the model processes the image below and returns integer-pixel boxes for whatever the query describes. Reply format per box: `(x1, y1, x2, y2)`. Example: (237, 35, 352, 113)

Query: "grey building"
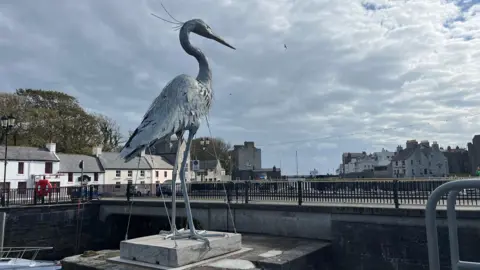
(57, 153, 104, 184)
(391, 140, 448, 178)
(231, 141, 261, 171)
(442, 146, 469, 175)
(467, 135, 480, 175)
(191, 159, 227, 182)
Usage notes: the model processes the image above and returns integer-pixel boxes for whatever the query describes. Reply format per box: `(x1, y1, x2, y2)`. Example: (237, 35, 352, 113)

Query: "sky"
(1, 0, 480, 175)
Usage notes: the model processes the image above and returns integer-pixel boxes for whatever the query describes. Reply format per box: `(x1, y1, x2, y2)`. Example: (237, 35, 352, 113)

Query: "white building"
(96, 150, 152, 186)
(338, 149, 394, 176)
(57, 152, 105, 187)
(392, 140, 448, 178)
(191, 159, 226, 182)
(145, 154, 174, 185)
(0, 143, 60, 189)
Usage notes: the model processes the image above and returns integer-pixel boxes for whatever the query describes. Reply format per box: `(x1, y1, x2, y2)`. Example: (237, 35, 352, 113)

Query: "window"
(155, 171, 159, 178)
(115, 181, 121, 188)
(412, 169, 415, 175)
(50, 181, 60, 193)
(395, 161, 398, 166)
(411, 160, 413, 165)
(94, 173, 98, 182)
(164, 171, 167, 177)
(424, 168, 427, 174)
(402, 161, 405, 166)
(45, 162, 53, 174)
(127, 180, 133, 184)
(116, 171, 121, 177)
(418, 160, 421, 164)
(17, 162, 24, 174)
(214, 178, 217, 181)
(140, 181, 145, 184)
(68, 172, 73, 182)
(140, 170, 145, 177)
(128, 171, 133, 177)
(428, 161, 431, 166)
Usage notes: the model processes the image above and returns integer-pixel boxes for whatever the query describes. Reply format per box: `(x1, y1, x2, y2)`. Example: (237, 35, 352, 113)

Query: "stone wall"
(98, 200, 480, 270)
(2, 203, 103, 260)
(331, 209, 480, 270)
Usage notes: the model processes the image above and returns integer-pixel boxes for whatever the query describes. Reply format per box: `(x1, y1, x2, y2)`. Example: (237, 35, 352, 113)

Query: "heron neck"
(180, 27, 212, 87)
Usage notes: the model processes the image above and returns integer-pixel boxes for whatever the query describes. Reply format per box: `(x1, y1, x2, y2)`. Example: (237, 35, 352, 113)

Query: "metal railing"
(0, 246, 53, 261)
(425, 179, 480, 270)
(2, 178, 480, 207)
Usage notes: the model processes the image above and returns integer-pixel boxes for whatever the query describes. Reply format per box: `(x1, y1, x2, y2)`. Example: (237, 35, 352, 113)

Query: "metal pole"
(2, 129, 8, 207)
(295, 150, 299, 177)
(0, 212, 5, 257)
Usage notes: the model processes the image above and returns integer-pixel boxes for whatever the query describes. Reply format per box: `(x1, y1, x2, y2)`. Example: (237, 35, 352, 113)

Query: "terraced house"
(0, 143, 59, 189)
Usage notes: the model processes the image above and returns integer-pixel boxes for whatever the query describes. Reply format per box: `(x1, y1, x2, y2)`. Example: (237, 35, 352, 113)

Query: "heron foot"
(189, 231, 211, 248)
(161, 228, 185, 239)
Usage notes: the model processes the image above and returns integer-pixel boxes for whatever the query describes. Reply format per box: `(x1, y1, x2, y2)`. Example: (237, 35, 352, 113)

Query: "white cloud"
(1, 0, 480, 174)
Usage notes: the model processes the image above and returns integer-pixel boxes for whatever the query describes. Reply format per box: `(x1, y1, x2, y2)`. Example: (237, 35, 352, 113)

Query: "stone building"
(391, 140, 448, 178)
(443, 146, 469, 175)
(467, 135, 480, 175)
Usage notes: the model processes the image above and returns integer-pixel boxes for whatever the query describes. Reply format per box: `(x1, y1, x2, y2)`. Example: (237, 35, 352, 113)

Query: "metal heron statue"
(119, 15, 235, 245)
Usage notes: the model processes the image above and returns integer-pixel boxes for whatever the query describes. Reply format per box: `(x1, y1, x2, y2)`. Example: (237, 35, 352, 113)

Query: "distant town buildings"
(339, 140, 451, 178)
(230, 141, 281, 180)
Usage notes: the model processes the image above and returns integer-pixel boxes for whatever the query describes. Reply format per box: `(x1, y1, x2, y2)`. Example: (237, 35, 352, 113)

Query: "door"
(17, 182, 27, 194)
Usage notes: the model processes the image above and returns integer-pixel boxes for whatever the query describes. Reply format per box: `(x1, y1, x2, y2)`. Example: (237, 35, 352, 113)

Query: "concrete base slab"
(108, 248, 252, 270)
(119, 232, 242, 267)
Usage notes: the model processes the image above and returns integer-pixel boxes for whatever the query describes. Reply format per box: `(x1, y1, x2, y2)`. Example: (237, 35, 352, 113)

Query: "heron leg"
(161, 133, 185, 238)
(179, 128, 211, 247)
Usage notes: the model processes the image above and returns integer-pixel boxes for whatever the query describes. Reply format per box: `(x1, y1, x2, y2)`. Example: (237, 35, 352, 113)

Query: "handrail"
(425, 180, 480, 270)
(0, 246, 53, 261)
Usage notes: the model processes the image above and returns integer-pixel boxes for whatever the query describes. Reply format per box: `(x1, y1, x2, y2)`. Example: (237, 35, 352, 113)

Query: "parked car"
(134, 185, 151, 197)
(156, 180, 182, 197)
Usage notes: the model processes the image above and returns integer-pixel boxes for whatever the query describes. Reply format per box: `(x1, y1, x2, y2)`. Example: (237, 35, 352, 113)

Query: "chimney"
(396, 145, 403, 152)
(140, 149, 145, 157)
(45, 143, 56, 153)
(92, 146, 102, 157)
(432, 141, 439, 151)
(244, 141, 255, 148)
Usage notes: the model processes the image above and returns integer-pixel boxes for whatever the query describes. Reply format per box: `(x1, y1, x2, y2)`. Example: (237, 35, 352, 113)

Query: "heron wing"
(120, 74, 199, 159)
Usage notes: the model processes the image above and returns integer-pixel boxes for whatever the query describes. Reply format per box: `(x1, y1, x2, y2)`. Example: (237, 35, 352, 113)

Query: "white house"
(56, 152, 105, 187)
(96, 149, 152, 186)
(392, 140, 448, 178)
(0, 142, 60, 189)
(191, 159, 226, 182)
(144, 154, 174, 185)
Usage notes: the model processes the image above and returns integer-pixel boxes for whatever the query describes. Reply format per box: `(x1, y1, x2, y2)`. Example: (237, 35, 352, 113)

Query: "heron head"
(189, 19, 235, 50)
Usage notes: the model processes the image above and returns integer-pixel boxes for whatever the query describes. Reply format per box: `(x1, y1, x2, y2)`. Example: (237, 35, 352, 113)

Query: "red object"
(35, 179, 52, 197)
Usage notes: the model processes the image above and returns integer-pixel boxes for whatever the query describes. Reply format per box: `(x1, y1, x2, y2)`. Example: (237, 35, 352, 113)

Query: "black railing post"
(235, 182, 239, 203)
(41, 195, 45, 204)
(89, 186, 93, 201)
(227, 182, 233, 203)
(33, 189, 37, 205)
(298, 181, 303, 206)
(6, 189, 9, 207)
(393, 179, 400, 209)
(245, 181, 249, 204)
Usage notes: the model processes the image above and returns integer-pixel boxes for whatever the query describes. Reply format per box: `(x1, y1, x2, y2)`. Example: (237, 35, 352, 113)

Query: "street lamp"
(199, 137, 210, 150)
(1, 114, 15, 207)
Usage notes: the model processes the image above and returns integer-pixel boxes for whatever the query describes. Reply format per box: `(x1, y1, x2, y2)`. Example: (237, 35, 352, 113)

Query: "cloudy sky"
(1, 0, 480, 175)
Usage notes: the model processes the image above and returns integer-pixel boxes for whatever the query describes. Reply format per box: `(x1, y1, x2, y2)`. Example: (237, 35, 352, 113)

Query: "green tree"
(92, 113, 122, 152)
(190, 137, 232, 174)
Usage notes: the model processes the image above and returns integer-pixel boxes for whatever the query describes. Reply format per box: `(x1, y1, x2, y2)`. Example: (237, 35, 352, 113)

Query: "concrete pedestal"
(119, 232, 242, 268)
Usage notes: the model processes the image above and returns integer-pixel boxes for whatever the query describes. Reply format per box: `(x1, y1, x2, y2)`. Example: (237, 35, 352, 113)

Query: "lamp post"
(1, 114, 16, 207)
(199, 138, 210, 182)
(199, 137, 210, 150)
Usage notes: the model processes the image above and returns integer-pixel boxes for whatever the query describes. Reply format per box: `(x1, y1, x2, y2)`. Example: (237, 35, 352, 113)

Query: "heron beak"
(209, 33, 236, 50)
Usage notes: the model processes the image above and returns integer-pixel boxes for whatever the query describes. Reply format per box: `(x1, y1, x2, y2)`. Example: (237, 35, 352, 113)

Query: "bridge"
(2, 180, 480, 269)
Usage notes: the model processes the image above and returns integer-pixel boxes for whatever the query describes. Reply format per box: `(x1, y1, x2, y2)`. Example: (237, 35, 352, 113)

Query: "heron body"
(119, 17, 235, 244)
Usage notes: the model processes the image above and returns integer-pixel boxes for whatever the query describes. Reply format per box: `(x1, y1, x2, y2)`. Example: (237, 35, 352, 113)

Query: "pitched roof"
(144, 154, 174, 170)
(391, 148, 416, 161)
(57, 153, 103, 173)
(98, 152, 151, 170)
(0, 146, 58, 161)
(199, 160, 220, 170)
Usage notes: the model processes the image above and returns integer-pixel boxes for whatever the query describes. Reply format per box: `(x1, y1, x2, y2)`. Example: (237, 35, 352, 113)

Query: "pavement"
(98, 197, 480, 210)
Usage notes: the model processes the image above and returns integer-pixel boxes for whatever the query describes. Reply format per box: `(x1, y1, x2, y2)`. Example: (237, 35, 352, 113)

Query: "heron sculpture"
(119, 14, 235, 245)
